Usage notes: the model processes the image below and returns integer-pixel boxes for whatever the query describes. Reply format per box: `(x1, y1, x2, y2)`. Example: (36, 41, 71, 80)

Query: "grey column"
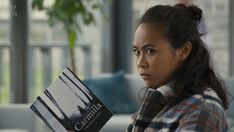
(28, 47, 34, 102)
(41, 47, 52, 89)
(101, 0, 133, 73)
(0, 49, 3, 86)
(83, 46, 92, 78)
(112, 0, 132, 73)
(229, 0, 234, 76)
(10, 0, 29, 103)
(101, 1, 113, 72)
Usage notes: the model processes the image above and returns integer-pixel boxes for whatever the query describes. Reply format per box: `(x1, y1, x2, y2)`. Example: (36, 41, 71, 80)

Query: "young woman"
(128, 4, 229, 132)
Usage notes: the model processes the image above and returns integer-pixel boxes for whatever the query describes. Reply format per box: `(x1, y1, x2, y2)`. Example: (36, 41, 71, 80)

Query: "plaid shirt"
(127, 88, 228, 132)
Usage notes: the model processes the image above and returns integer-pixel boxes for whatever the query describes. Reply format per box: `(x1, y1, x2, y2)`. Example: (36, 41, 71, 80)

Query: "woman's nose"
(137, 54, 147, 68)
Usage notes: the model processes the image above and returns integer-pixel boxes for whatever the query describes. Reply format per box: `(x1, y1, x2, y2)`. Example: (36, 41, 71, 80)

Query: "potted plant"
(32, 0, 105, 74)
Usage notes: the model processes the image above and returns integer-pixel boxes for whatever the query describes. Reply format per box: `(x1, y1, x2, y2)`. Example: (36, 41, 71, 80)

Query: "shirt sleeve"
(176, 108, 228, 132)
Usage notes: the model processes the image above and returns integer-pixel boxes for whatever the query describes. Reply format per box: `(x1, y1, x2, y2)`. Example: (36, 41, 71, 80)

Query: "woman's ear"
(178, 41, 192, 61)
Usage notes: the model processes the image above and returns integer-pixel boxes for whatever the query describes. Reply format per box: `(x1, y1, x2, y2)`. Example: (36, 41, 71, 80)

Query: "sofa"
(0, 104, 35, 132)
(99, 74, 145, 132)
(0, 74, 233, 132)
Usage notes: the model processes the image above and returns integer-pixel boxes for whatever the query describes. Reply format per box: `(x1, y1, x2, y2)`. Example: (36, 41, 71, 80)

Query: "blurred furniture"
(99, 74, 144, 132)
(0, 104, 35, 132)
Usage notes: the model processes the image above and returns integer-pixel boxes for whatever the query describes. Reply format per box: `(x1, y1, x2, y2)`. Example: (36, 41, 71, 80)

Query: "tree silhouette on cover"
(44, 90, 69, 120)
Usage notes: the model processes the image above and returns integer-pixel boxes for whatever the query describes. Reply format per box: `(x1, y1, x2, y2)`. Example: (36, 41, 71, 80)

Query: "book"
(30, 67, 113, 132)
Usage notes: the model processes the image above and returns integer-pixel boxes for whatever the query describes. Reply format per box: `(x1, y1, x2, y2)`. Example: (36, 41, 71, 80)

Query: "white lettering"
(74, 103, 102, 131)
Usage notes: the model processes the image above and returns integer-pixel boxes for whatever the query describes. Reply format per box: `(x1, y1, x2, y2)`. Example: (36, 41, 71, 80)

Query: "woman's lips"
(140, 73, 152, 80)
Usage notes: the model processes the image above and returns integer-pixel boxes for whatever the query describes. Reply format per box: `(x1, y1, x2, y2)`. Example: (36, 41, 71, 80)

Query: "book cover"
(30, 67, 113, 132)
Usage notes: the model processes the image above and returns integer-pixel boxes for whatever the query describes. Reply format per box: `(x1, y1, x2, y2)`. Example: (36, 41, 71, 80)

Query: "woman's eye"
(133, 49, 140, 55)
(146, 49, 155, 55)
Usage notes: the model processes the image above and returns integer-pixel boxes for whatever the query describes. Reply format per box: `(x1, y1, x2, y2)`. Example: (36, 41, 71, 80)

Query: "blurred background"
(0, 0, 233, 104)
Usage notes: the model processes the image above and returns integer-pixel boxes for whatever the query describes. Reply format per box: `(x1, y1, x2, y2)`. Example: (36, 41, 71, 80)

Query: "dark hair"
(140, 4, 230, 109)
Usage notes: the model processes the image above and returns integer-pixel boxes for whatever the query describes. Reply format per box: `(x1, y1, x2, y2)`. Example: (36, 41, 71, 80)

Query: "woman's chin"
(145, 82, 159, 88)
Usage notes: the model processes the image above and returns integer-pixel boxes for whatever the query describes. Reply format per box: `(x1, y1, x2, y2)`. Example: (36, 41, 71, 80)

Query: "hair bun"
(187, 5, 202, 21)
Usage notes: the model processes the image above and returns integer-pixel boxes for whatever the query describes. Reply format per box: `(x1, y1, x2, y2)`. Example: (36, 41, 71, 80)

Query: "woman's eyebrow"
(142, 43, 156, 49)
(132, 45, 138, 49)
(133, 43, 156, 49)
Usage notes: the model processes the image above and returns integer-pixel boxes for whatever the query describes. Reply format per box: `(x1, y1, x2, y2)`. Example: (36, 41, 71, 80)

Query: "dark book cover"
(30, 67, 113, 132)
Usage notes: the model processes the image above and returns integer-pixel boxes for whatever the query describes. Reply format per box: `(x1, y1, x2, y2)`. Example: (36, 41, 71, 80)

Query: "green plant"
(32, 0, 104, 73)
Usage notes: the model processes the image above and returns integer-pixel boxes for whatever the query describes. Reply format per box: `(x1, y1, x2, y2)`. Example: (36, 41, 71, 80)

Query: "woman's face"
(133, 23, 182, 88)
